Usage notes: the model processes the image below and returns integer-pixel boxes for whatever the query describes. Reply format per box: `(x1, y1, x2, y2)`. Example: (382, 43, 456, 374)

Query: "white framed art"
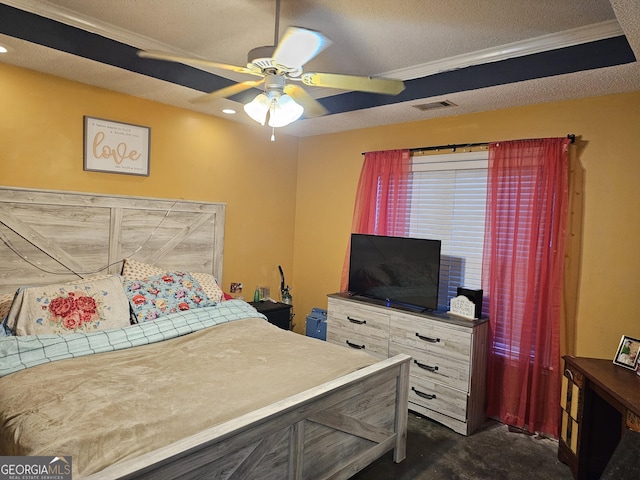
(613, 335, 640, 370)
(83, 116, 150, 176)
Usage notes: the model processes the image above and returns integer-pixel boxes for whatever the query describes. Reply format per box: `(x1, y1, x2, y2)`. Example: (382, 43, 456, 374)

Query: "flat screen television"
(348, 233, 441, 312)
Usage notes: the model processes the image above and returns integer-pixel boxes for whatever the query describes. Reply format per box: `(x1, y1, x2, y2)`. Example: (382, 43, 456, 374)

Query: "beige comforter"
(0, 317, 376, 477)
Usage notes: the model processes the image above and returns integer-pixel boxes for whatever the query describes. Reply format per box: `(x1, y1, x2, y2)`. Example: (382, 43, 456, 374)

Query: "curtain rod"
(361, 134, 575, 155)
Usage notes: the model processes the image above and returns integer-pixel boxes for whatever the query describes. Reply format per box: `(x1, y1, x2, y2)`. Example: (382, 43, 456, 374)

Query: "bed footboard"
(84, 354, 411, 480)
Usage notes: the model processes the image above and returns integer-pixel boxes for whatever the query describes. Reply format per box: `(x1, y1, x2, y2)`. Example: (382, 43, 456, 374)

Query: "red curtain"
(482, 137, 570, 436)
(340, 149, 411, 291)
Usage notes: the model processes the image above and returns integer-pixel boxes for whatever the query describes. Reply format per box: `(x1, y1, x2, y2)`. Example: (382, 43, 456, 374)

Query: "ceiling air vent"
(413, 100, 457, 111)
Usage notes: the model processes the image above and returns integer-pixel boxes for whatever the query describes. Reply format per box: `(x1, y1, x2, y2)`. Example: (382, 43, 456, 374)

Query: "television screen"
(348, 233, 441, 312)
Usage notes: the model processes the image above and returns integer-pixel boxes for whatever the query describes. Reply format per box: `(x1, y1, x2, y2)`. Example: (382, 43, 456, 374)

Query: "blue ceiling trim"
(0, 3, 235, 93)
(320, 35, 636, 114)
(0, 4, 636, 116)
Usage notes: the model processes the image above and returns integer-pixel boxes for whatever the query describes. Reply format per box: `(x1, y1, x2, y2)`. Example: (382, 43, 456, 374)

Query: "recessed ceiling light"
(0, 45, 8, 54)
(222, 109, 236, 115)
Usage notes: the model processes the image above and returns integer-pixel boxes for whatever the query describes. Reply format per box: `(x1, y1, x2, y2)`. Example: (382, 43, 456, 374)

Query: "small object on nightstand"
(258, 286, 270, 301)
(278, 265, 292, 305)
(282, 286, 292, 305)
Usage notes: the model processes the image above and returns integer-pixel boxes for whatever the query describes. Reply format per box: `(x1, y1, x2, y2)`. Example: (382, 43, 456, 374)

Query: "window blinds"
(408, 152, 488, 311)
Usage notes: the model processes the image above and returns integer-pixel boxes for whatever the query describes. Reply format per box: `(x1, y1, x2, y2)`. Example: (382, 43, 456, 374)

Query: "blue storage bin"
(306, 307, 327, 341)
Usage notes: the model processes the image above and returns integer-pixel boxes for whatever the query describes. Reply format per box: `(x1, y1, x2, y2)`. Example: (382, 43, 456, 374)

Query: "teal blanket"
(0, 300, 265, 377)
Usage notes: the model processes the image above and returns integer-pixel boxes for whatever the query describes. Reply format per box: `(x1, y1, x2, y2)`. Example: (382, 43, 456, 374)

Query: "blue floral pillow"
(123, 272, 211, 323)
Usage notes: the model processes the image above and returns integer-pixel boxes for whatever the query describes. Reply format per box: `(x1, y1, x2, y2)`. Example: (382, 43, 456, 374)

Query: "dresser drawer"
(389, 342, 470, 392)
(327, 298, 390, 359)
(327, 329, 388, 360)
(328, 298, 390, 329)
(409, 374, 468, 422)
(389, 313, 471, 362)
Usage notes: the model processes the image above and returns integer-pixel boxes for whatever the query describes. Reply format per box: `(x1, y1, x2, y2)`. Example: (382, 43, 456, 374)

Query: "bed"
(0, 187, 410, 480)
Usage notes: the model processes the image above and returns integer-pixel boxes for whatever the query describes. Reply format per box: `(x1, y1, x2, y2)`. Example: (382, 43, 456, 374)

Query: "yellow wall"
(0, 63, 299, 300)
(3, 62, 640, 359)
(294, 92, 640, 359)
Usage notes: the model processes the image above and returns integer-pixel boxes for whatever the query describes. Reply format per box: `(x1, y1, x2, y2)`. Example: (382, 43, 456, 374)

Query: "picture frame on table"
(83, 116, 150, 176)
(613, 335, 640, 370)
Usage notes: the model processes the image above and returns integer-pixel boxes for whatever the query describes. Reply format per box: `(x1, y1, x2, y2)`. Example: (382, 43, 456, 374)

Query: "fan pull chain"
(271, 126, 276, 142)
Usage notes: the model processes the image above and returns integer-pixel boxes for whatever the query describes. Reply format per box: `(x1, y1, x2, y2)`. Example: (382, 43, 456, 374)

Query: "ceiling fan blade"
(138, 50, 259, 76)
(301, 72, 405, 95)
(190, 79, 265, 104)
(284, 84, 328, 118)
(273, 27, 331, 69)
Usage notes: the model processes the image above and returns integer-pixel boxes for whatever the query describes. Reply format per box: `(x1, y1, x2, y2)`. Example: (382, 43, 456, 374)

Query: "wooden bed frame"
(0, 187, 225, 292)
(0, 186, 410, 479)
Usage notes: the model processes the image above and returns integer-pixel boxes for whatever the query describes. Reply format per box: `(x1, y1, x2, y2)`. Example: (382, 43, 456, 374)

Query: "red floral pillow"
(5, 275, 132, 336)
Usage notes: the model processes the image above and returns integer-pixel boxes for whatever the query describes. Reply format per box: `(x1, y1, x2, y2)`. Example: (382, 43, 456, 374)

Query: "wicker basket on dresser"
(327, 293, 488, 436)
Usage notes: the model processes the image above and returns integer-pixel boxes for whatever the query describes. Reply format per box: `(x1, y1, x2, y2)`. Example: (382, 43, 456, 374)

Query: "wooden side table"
(558, 356, 640, 479)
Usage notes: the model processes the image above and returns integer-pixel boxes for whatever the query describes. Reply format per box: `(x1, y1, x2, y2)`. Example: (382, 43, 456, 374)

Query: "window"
(407, 151, 488, 311)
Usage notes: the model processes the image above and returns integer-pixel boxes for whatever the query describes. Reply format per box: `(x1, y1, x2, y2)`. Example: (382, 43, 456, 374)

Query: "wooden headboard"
(0, 187, 225, 296)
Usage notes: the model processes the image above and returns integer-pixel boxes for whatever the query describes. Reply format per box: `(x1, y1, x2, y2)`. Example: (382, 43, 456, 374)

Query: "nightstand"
(250, 301, 292, 330)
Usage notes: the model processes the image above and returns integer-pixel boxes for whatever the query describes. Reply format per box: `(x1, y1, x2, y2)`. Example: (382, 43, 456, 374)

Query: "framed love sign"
(83, 116, 150, 176)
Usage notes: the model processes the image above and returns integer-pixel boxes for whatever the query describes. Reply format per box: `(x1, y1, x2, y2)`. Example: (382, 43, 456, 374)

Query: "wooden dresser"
(327, 293, 488, 435)
(558, 356, 640, 479)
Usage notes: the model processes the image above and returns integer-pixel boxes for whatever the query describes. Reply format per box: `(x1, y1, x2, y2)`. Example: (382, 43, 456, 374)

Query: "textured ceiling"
(0, 0, 638, 137)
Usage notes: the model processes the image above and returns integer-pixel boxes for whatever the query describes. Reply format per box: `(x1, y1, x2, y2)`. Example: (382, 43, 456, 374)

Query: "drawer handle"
(414, 360, 438, 372)
(416, 333, 440, 343)
(412, 387, 436, 400)
(347, 316, 367, 325)
(346, 340, 365, 350)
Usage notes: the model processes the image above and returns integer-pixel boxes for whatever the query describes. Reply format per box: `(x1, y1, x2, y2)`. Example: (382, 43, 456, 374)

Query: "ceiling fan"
(137, 0, 405, 129)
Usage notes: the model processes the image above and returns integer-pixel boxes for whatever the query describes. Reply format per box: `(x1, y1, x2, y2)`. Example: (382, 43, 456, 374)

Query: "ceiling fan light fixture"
(267, 94, 304, 127)
(243, 93, 271, 125)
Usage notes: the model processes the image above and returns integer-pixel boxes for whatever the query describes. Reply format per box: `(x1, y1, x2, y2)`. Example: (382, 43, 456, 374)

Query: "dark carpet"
(351, 413, 573, 480)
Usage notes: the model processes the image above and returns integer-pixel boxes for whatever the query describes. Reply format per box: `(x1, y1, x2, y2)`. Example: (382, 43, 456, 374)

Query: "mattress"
(0, 305, 376, 477)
